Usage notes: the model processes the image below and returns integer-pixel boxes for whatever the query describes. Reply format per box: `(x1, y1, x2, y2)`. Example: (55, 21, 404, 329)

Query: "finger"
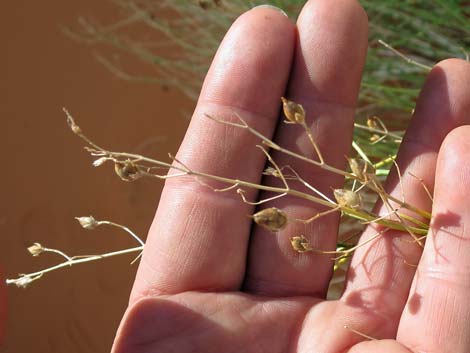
(244, 0, 368, 297)
(347, 340, 412, 353)
(130, 6, 295, 302)
(397, 126, 470, 352)
(342, 59, 470, 337)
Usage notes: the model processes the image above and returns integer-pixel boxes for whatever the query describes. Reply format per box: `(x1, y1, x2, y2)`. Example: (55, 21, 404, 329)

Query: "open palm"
(112, 1, 470, 352)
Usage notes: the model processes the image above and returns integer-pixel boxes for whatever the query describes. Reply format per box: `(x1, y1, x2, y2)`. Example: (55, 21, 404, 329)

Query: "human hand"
(111, 1, 470, 352)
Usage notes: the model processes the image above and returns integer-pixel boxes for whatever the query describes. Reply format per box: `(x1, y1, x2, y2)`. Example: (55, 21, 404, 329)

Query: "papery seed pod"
(281, 97, 306, 124)
(290, 236, 311, 253)
(347, 157, 374, 180)
(366, 116, 380, 129)
(334, 255, 350, 271)
(75, 215, 99, 230)
(114, 160, 142, 182)
(27, 243, 44, 257)
(253, 207, 287, 232)
(369, 134, 381, 143)
(333, 189, 362, 209)
(263, 167, 281, 178)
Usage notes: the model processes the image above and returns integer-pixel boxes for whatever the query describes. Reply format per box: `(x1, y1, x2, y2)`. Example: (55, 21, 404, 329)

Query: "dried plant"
(9, 1, 468, 295)
(6, 91, 431, 291)
(6, 216, 144, 288)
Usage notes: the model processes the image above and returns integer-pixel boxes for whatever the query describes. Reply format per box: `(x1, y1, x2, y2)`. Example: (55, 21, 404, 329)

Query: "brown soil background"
(1, 1, 193, 352)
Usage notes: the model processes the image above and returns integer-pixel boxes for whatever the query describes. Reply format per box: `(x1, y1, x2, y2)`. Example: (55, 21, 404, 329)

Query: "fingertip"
(438, 125, 470, 174)
(401, 126, 470, 352)
(302, 0, 368, 21)
(300, 0, 369, 40)
(240, 3, 293, 28)
(250, 4, 289, 18)
(435, 125, 470, 210)
(294, 0, 369, 106)
(200, 1, 296, 116)
(408, 57, 470, 148)
(433, 57, 470, 74)
(420, 58, 470, 118)
(441, 124, 470, 149)
(429, 57, 470, 95)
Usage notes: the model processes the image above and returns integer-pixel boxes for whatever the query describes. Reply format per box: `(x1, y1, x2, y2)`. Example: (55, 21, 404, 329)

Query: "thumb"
(398, 125, 470, 352)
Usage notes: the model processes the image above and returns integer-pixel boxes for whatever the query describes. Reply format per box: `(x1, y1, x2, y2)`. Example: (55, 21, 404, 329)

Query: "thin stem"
(6, 246, 143, 286)
(352, 141, 372, 164)
(111, 150, 428, 234)
(65, 110, 430, 236)
(300, 121, 324, 165)
(98, 221, 145, 246)
(378, 39, 433, 71)
(354, 123, 403, 141)
(206, 112, 431, 220)
(43, 248, 72, 261)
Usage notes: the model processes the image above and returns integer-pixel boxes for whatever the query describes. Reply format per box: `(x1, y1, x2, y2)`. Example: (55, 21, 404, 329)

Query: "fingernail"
(252, 4, 288, 17)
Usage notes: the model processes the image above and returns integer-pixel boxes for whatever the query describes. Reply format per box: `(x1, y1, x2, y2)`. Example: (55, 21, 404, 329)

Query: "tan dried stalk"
(7, 97, 432, 288)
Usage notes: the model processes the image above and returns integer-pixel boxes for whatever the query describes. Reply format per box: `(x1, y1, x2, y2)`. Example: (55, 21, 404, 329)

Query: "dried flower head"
(27, 243, 45, 257)
(334, 189, 362, 209)
(290, 235, 312, 253)
(366, 116, 386, 143)
(75, 215, 99, 230)
(253, 207, 287, 232)
(263, 167, 282, 178)
(114, 160, 142, 182)
(9, 275, 34, 288)
(281, 97, 306, 124)
(369, 134, 381, 143)
(366, 116, 380, 129)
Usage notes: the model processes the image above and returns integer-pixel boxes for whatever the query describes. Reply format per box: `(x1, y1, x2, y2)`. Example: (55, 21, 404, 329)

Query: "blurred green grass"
(68, 0, 469, 160)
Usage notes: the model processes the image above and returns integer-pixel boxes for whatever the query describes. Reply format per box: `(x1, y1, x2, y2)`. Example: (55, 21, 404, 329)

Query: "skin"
(111, 1, 470, 352)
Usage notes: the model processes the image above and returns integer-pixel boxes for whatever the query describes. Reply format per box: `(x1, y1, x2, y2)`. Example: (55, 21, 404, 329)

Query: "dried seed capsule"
(114, 159, 142, 182)
(369, 134, 381, 143)
(366, 116, 380, 129)
(281, 97, 306, 124)
(333, 189, 362, 209)
(290, 236, 311, 253)
(263, 167, 281, 178)
(334, 255, 350, 271)
(366, 116, 385, 142)
(253, 207, 287, 232)
(75, 215, 99, 230)
(27, 243, 44, 257)
(347, 157, 374, 180)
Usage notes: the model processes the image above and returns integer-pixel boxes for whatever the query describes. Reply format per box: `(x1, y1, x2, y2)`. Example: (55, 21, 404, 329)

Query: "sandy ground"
(1, 1, 193, 352)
